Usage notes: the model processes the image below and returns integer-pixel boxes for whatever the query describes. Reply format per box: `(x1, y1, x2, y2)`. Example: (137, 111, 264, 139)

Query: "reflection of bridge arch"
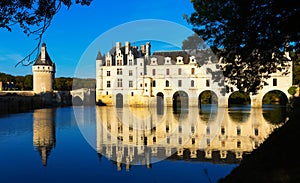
(116, 93, 123, 108)
(198, 90, 218, 109)
(156, 92, 164, 114)
(172, 91, 189, 110)
(262, 90, 288, 105)
(72, 96, 83, 106)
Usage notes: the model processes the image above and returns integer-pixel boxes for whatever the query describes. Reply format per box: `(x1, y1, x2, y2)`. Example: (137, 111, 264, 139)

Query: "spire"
(96, 49, 103, 60)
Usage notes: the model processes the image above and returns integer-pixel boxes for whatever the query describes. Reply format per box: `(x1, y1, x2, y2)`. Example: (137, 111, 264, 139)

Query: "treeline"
(0, 73, 95, 91)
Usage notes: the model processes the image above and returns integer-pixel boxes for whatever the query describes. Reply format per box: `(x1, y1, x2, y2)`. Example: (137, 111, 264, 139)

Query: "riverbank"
(0, 93, 72, 114)
(219, 97, 300, 183)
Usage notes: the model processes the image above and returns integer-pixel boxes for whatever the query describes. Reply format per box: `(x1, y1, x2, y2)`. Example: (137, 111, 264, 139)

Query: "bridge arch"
(228, 91, 251, 107)
(198, 90, 218, 109)
(116, 93, 123, 108)
(172, 91, 189, 112)
(262, 90, 288, 106)
(72, 96, 83, 106)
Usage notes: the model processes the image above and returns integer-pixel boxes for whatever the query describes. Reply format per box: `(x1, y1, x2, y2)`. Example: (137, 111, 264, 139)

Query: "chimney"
(116, 42, 121, 50)
(125, 41, 130, 55)
(146, 42, 151, 57)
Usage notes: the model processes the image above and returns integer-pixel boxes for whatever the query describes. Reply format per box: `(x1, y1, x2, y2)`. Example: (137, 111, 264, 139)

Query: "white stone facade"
(96, 41, 293, 108)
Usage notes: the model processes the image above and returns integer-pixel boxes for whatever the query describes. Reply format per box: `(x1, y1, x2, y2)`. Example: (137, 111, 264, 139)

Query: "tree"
(0, 0, 92, 66)
(186, 0, 300, 94)
(182, 33, 206, 50)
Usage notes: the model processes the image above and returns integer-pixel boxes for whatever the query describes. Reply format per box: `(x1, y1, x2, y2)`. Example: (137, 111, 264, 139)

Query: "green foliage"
(187, 0, 300, 94)
(229, 92, 250, 105)
(262, 90, 288, 105)
(0, 0, 92, 35)
(182, 33, 206, 50)
(288, 86, 297, 96)
(0, 72, 95, 91)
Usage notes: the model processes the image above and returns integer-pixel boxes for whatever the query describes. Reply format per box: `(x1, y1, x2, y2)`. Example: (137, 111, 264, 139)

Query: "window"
(178, 125, 182, 133)
(221, 141, 225, 147)
(178, 137, 182, 144)
(237, 140, 241, 148)
(191, 80, 195, 87)
(117, 68, 122, 75)
(254, 128, 259, 136)
(152, 69, 156, 76)
(167, 137, 170, 144)
(107, 60, 111, 66)
(178, 80, 182, 87)
(107, 81, 111, 88)
(206, 79, 210, 87)
(273, 78, 277, 86)
(107, 71, 110, 76)
(178, 68, 182, 75)
(131, 92, 134, 96)
(153, 137, 156, 143)
(117, 60, 122, 66)
(129, 81, 133, 88)
(206, 138, 210, 146)
(129, 135, 133, 142)
(192, 138, 195, 145)
(191, 126, 195, 133)
(152, 80, 156, 87)
(166, 80, 170, 87)
(166, 125, 169, 133)
(191, 68, 195, 75)
(206, 127, 210, 134)
(129, 70, 133, 76)
(129, 59, 133, 66)
(221, 126, 225, 135)
(166, 68, 170, 75)
(106, 91, 108, 95)
(117, 79, 122, 87)
(237, 127, 241, 136)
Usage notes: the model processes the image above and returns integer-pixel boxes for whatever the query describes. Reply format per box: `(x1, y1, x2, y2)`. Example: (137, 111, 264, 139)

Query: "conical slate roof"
(33, 43, 55, 66)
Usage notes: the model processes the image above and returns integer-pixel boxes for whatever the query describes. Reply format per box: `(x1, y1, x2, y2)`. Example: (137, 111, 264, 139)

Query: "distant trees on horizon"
(0, 72, 95, 91)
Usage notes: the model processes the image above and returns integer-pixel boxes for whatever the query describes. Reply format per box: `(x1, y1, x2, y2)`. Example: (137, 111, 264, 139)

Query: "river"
(0, 105, 287, 183)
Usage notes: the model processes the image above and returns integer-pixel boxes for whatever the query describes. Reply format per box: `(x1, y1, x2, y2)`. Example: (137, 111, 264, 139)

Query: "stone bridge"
(70, 88, 95, 105)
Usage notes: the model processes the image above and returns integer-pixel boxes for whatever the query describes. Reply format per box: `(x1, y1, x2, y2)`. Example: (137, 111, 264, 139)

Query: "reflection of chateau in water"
(33, 108, 56, 166)
(96, 106, 285, 170)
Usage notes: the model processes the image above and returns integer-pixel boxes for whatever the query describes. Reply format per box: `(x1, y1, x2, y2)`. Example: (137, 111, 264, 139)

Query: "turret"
(32, 43, 55, 94)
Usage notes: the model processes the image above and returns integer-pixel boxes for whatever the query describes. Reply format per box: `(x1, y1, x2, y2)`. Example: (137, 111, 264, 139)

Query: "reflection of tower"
(32, 43, 56, 94)
(33, 108, 56, 166)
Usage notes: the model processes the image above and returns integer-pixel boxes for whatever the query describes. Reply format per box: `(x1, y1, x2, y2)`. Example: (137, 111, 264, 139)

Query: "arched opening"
(228, 91, 251, 107)
(262, 90, 288, 106)
(198, 90, 218, 109)
(72, 96, 83, 106)
(172, 91, 189, 113)
(263, 106, 287, 125)
(116, 93, 123, 108)
(156, 92, 164, 114)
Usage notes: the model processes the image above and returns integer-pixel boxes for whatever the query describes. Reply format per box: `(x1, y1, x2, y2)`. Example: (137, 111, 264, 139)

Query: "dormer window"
(117, 60, 122, 66)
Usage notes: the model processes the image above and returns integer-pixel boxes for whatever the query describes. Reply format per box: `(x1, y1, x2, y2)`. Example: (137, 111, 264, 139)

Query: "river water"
(0, 105, 287, 183)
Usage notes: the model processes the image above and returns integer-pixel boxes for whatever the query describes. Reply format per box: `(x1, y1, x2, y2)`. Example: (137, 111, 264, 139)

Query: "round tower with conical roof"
(32, 43, 56, 94)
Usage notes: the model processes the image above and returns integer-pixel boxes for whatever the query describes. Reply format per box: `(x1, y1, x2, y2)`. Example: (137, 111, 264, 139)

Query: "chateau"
(96, 41, 293, 108)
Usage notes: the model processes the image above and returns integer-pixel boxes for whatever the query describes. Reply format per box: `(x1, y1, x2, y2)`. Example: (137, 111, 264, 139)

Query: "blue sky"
(0, 0, 195, 78)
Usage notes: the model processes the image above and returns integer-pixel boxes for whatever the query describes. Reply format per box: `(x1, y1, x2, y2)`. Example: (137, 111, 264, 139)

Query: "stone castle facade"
(96, 41, 293, 108)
